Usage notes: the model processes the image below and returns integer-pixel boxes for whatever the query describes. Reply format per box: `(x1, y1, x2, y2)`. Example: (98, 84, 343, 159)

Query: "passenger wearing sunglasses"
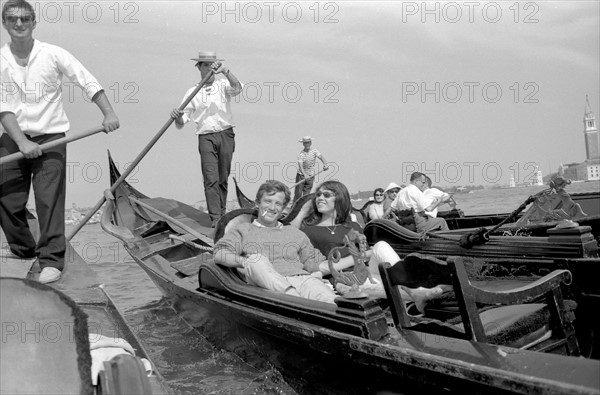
(382, 182, 401, 218)
(289, 180, 450, 308)
(0, 0, 119, 284)
(366, 188, 385, 221)
(214, 180, 355, 304)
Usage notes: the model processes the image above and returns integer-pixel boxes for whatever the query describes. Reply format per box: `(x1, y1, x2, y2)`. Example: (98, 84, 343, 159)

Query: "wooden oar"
(66, 70, 216, 241)
(0, 126, 106, 166)
(290, 167, 330, 189)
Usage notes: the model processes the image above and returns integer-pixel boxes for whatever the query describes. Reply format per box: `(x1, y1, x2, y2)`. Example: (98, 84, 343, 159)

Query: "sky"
(3, 0, 599, 208)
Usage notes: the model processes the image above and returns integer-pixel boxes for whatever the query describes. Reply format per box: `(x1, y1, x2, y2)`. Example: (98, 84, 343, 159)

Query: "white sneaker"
(39, 267, 61, 284)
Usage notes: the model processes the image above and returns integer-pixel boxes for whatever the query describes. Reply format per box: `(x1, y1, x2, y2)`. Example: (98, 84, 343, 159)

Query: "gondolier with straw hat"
(293, 136, 329, 203)
(171, 51, 243, 228)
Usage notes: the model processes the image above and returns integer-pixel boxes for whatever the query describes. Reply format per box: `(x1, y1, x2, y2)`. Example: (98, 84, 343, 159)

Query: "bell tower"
(583, 95, 599, 160)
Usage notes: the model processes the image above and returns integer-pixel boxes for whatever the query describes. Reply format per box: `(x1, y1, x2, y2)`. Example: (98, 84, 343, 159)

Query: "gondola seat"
(379, 253, 580, 355)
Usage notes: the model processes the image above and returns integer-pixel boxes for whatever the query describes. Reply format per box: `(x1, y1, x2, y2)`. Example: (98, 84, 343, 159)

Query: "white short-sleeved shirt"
(423, 188, 450, 217)
(179, 77, 242, 135)
(391, 184, 430, 212)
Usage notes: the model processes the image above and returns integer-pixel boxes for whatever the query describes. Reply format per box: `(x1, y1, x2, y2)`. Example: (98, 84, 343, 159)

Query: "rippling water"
(70, 225, 295, 394)
(70, 180, 599, 394)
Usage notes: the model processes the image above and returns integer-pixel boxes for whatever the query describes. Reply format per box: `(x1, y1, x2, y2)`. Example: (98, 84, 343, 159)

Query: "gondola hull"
(101, 153, 600, 395)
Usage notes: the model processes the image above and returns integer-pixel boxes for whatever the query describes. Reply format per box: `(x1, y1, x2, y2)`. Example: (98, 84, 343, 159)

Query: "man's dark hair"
(2, 0, 35, 21)
(424, 175, 432, 188)
(409, 172, 424, 182)
(255, 180, 291, 206)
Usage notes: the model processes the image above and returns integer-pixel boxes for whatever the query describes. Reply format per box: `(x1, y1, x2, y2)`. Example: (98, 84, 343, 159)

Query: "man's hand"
(211, 61, 228, 75)
(18, 139, 42, 159)
(102, 113, 120, 132)
(170, 109, 184, 125)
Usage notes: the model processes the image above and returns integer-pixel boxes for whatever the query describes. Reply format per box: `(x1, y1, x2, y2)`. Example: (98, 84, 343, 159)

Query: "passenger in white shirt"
(421, 175, 454, 218)
(390, 172, 449, 232)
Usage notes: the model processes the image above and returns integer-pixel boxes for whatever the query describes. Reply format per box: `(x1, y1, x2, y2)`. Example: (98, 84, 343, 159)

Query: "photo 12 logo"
(232, 81, 340, 104)
(31, 1, 140, 24)
(64, 160, 140, 185)
(401, 161, 543, 185)
(229, 160, 340, 186)
(200, 1, 340, 23)
(401, 1, 540, 24)
(1, 81, 140, 105)
(401, 82, 539, 104)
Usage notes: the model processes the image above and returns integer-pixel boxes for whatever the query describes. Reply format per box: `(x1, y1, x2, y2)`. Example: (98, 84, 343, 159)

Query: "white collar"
(252, 219, 283, 229)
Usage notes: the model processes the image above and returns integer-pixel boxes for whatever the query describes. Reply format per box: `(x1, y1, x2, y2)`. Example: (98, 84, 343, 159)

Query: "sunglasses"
(316, 191, 335, 199)
(375, 193, 384, 196)
(5, 15, 34, 24)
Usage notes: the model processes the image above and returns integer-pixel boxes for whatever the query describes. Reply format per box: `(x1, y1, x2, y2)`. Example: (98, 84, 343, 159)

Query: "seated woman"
(366, 188, 385, 221)
(291, 180, 451, 310)
(213, 180, 355, 304)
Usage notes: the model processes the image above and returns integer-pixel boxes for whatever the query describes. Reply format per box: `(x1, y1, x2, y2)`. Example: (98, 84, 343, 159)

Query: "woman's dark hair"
(255, 180, 290, 206)
(373, 188, 384, 198)
(303, 180, 353, 226)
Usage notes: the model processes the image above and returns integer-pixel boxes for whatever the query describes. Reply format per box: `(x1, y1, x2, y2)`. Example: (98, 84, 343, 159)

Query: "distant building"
(550, 96, 600, 182)
(533, 166, 543, 185)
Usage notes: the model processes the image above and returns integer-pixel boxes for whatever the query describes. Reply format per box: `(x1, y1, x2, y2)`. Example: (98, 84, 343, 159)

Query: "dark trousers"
(0, 133, 66, 270)
(198, 128, 235, 221)
(293, 173, 314, 203)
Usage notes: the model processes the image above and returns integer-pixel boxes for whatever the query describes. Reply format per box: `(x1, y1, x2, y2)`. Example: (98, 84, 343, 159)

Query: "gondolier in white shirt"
(171, 51, 242, 227)
(294, 136, 329, 203)
(0, 0, 120, 284)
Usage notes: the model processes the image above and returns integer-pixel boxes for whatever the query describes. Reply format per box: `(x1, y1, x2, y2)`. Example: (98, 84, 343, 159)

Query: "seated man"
(390, 172, 449, 232)
(213, 180, 355, 304)
(421, 175, 454, 218)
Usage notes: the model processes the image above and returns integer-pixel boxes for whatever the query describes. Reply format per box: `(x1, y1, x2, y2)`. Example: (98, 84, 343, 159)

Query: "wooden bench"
(378, 253, 580, 355)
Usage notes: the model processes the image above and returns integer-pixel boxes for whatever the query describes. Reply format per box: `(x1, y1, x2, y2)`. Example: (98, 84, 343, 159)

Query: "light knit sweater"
(214, 223, 325, 276)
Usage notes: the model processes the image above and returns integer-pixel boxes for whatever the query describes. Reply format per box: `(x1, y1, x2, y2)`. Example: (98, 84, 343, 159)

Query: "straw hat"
(191, 51, 224, 63)
(299, 136, 313, 143)
(383, 182, 401, 194)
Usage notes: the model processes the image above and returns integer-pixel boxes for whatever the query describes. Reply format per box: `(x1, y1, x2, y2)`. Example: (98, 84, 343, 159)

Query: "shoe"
(39, 267, 62, 284)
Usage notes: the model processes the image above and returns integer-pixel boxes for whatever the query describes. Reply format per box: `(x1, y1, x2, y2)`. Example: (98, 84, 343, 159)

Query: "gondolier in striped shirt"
(171, 51, 243, 227)
(294, 136, 329, 203)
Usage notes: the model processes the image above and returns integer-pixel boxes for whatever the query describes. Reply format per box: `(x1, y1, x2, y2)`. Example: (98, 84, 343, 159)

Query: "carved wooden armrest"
(460, 269, 572, 306)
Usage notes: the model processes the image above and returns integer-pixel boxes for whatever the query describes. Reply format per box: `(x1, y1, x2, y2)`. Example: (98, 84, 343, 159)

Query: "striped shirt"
(297, 148, 321, 176)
